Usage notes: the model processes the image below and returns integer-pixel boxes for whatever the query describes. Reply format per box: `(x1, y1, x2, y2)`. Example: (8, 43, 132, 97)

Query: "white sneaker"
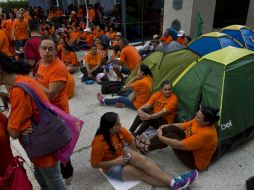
(77, 74, 84, 79)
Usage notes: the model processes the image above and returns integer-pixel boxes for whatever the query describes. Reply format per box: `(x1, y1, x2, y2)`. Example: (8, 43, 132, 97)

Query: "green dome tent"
(173, 46, 254, 156)
(126, 49, 200, 93)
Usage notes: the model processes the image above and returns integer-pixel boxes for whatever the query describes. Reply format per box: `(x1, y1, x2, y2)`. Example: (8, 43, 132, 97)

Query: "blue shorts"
(106, 165, 124, 181)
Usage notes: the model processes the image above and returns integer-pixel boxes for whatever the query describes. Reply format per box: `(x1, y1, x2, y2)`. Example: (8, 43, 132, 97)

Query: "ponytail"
(201, 106, 220, 125)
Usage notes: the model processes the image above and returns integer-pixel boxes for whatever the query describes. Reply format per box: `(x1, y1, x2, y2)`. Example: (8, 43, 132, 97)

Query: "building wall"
(163, 0, 194, 35)
(190, 0, 216, 35)
(246, 0, 254, 28)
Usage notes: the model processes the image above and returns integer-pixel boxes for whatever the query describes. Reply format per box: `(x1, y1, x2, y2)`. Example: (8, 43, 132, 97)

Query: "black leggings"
(149, 125, 197, 170)
(129, 108, 168, 136)
(60, 159, 73, 179)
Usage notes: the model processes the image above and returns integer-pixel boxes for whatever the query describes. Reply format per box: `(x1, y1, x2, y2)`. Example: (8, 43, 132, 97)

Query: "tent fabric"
(220, 25, 254, 50)
(125, 49, 200, 93)
(187, 32, 243, 56)
(173, 46, 254, 156)
(156, 41, 184, 53)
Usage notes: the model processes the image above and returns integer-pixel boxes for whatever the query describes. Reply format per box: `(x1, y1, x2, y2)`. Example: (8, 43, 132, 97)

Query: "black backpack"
(101, 81, 123, 94)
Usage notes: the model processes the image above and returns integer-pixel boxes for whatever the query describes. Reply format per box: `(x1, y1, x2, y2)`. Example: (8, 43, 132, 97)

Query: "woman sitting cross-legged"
(136, 106, 220, 171)
(90, 112, 198, 190)
(80, 45, 104, 82)
(129, 80, 178, 136)
(97, 64, 153, 110)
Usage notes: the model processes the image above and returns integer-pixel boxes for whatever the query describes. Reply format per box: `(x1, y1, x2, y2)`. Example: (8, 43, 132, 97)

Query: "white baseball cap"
(116, 32, 122, 36)
(177, 30, 185, 37)
(153, 34, 159, 39)
(84, 28, 91, 33)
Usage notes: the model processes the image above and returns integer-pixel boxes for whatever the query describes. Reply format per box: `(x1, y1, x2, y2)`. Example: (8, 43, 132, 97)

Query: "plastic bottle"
(123, 143, 131, 162)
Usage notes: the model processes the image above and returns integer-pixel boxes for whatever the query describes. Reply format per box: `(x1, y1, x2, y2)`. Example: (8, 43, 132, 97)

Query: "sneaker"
(172, 177, 190, 190)
(97, 93, 104, 104)
(179, 170, 198, 186)
(78, 74, 84, 79)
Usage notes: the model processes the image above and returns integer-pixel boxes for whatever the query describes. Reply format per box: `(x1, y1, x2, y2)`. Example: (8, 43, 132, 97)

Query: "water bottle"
(124, 143, 131, 162)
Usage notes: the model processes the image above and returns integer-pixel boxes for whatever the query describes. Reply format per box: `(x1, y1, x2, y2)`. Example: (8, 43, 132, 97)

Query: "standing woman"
(91, 112, 197, 190)
(34, 36, 73, 185)
(0, 53, 67, 189)
(129, 80, 178, 136)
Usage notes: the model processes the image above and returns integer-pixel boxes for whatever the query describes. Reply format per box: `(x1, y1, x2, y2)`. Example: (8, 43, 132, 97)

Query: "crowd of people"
(0, 4, 222, 190)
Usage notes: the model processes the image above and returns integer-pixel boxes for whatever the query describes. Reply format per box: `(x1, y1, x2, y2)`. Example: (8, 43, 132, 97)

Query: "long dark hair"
(201, 106, 220, 125)
(96, 112, 123, 155)
(0, 52, 30, 75)
(140, 64, 153, 78)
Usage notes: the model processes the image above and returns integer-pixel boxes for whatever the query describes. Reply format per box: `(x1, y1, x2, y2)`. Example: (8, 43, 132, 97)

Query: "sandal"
(135, 136, 149, 155)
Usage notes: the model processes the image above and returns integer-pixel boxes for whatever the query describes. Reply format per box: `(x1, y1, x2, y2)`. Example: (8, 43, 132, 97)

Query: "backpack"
(101, 81, 123, 94)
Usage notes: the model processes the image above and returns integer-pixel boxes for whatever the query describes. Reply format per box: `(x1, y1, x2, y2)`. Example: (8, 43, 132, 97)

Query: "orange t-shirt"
(91, 127, 134, 172)
(177, 37, 187, 46)
(160, 36, 173, 44)
(66, 72, 75, 99)
(61, 51, 77, 66)
(69, 31, 80, 42)
(8, 75, 57, 167)
(0, 29, 12, 56)
(35, 59, 69, 113)
(120, 45, 141, 71)
(130, 76, 153, 109)
(84, 52, 101, 69)
(147, 91, 177, 123)
(85, 33, 94, 45)
(181, 119, 218, 170)
(13, 19, 29, 40)
(109, 32, 116, 40)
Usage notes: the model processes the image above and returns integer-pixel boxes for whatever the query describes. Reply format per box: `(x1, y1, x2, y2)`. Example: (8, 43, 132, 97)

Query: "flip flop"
(135, 136, 149, 155)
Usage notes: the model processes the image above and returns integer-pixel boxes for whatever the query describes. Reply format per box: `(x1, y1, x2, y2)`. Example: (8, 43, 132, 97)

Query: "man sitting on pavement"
(113, 38, 141, 82)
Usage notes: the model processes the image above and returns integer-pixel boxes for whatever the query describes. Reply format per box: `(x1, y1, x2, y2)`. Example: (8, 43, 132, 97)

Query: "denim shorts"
(106, 165, 124, 181)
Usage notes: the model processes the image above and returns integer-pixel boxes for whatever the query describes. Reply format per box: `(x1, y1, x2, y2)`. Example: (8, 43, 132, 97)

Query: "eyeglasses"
(40, 46, 56, 52)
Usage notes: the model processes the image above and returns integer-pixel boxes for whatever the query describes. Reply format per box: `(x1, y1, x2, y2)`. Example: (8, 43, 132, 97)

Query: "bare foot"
(65, 175, 73, 186)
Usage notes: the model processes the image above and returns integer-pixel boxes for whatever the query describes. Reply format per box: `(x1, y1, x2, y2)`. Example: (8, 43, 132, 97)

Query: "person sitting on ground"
(91, 112, 198, 190)
(80, 45, 104, 82)
(129, 80, 177, 137)
(97, 64, 153, 110)
(159, 29, 173, 45)
(113, 38, 141, 82)
(110, 31, 121, 48)
(136, 106, 220, 171)
(61, 44, 79, 73)
(176, 30, 188, 46)
(139, 34, 160, 57)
